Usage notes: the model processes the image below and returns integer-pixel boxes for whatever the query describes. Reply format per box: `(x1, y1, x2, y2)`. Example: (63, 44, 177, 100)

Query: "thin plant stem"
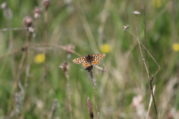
(142, 0, 158, 118)
(146, 85, 156, 118)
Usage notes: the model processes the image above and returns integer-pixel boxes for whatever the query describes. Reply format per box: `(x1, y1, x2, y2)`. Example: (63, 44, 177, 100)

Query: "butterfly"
(73, 54, 105, 69)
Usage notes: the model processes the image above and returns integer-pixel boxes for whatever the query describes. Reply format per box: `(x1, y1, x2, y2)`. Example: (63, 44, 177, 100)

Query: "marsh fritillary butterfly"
(73, 54, 105, 69)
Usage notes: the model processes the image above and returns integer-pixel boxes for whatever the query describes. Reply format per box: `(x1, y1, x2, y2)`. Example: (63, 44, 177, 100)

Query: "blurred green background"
(0, 0, 179, 119)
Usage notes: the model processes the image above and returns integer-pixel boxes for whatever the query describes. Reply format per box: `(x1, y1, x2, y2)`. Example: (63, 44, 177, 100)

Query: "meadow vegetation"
(0, 0, 179, 119)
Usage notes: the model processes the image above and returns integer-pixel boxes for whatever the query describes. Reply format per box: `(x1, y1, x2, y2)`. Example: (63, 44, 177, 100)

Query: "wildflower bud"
(132, 95, 143, 108)
(59, 62, 69, 72)
(34, 8, 41, 19)
(133, 10, 141, 15)
(59, 62, 69, 78)
(43, 0, 50, 10)
(167, 112, 174, 119)
(1, 2, 7, 9)
(122, 25, 129, 31)
(23, 16, 33, 27)
(62, 45, 75, 54)
(87, 97, 94, 119)
(1, 2, 13, 20)
(64, 0, 73, 12)
(28, 27, 34, 33)
(36, 99, 44, 109)
(64, 0, 72, 6)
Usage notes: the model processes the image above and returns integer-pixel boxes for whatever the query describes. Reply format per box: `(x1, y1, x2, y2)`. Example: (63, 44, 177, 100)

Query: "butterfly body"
(73, 54, 105, 70)
(85, 55, 94, 63)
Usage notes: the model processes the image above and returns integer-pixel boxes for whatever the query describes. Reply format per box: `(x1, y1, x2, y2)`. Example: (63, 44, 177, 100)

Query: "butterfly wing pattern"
(91, 54, 105, 65)
(72, 56, 86, 64)
(73, 54, 105, 69)
(73, 56, 91, 68)
(82, 61, 91, 68)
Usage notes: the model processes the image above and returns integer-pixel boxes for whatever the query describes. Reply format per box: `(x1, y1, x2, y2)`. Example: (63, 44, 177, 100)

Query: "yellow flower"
(100, 44, 111, 53)
(152, 0, 162, 8)
(34, 53, 46, 64)
(172, 43, 179, 52)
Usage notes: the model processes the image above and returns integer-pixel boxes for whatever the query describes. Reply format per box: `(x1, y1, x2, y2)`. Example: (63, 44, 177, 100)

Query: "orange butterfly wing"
(73, 56, 91, 68)
(91, 54, 105, 65)
(82, 62, 91, 68)
(73, 57, 85, 64)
